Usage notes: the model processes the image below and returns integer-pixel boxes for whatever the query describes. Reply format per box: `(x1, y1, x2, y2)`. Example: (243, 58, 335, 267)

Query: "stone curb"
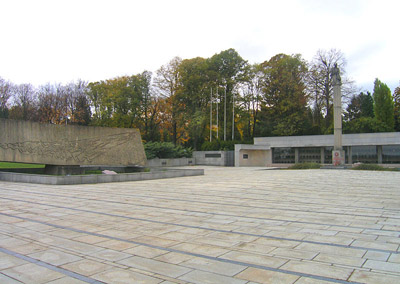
(0, 168, 204, 185)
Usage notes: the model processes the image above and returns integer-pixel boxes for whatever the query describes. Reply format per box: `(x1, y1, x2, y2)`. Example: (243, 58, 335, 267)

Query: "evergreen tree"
(345, 91, 374, 121)
(373, 79, 394, 131)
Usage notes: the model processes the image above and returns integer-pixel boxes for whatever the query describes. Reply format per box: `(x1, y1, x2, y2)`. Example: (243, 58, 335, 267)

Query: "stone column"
(377, 146, 383, 164)
(348, 147, 353, 164)
(332, 63, 345, 166)
(320, 147, 325, 164)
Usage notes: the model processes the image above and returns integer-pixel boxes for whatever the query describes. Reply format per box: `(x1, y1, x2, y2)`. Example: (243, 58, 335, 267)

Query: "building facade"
(235, 132, 400, 167)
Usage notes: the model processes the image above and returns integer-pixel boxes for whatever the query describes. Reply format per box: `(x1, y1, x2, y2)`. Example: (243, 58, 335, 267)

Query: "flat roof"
(254, 132, 400, 147)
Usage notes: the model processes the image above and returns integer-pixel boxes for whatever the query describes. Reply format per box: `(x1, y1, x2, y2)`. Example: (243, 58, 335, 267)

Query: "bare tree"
(153, 57, 182, 144)
(65, 80, 90, 125)
(10, 83, 37, 120)
(0, 77, 13, 118)
(71, 80, 91, 125)
(37, 81, 90, 125)
(37, 83, 66, 124)
(307, 49, 357, 130)
(154, 57, 182, 98)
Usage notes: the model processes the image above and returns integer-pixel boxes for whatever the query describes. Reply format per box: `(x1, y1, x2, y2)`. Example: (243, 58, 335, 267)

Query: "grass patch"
(287, 162, 321, 169)
(0, 162, 44, 169)
(352, 164, 399, 171)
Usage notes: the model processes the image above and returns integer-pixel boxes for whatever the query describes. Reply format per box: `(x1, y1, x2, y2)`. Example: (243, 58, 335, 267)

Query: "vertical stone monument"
(332, 63, 345, 166)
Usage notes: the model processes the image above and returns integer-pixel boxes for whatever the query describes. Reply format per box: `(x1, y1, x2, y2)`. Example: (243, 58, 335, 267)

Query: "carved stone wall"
(0, 119, 147, 166)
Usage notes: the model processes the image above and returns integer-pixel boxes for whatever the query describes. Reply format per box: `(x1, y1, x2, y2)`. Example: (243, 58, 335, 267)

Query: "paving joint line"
(0, 212, 362, 284)
(0, 191, 394, 234)
(2, 187, 397, 220)
(54, 184, 400, 213)
(1, 197, 398, 255)
(1, 200, 399, 255)
(0, 247, 106, 284)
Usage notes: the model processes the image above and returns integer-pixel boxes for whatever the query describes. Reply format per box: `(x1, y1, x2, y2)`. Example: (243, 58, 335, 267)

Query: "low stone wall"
(146, 151, 235, 167)
(0, 168, 204, 185)
(193, 151, 234, 166)
(146, 157, 195, 167)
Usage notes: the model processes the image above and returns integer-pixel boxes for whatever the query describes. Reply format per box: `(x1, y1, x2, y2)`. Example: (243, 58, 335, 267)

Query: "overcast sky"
(1, 0, 399, 92)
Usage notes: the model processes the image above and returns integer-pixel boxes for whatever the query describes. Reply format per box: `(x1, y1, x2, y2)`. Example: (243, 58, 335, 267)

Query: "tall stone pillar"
(332, 63, 345, 166)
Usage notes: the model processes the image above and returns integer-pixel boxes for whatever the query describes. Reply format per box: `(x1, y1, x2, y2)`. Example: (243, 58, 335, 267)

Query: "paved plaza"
(1, 167, 400, 284)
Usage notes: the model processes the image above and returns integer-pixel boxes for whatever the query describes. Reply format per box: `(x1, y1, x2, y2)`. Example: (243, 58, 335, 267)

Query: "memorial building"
(235, 132, 400, 167)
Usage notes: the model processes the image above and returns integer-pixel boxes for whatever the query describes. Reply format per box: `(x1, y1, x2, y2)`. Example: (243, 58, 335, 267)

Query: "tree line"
(1, 48, 399, 150)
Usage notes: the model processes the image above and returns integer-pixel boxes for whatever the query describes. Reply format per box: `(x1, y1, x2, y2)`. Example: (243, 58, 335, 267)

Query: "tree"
(65, 80, 91, 125)
(72, 93, 91, 125)
(394, 84, 400, 131)
(208, 49, 248, 141)
(343, 117, 393, 133)
(257, 53, 311, 136)
(9, 83, 37, 121)
(86, 81, 111, 124)
(86, 72, 152, 135)
(154, 57, 183, 144)
(37, 83, 65, 124)
(0, 77, 12, 118)
(36, 81, 91, 125)
(129, 71, 152, 139)
(175, 57, 210, 149)
(373, 78, 394, 131)
(344, 91, 374, 121)
(306, 66, 324, 133)
(237, 64, 263, 140)
(307, 49, 356, 131)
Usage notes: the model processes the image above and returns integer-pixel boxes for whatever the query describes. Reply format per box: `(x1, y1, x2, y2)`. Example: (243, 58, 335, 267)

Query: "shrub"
(144, 142, 192, 159)
(288, 162, 321, 169)
(352, 164, 399, 171)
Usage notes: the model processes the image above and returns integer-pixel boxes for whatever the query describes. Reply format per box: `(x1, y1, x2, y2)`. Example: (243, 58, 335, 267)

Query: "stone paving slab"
(1, 167, 400, 283)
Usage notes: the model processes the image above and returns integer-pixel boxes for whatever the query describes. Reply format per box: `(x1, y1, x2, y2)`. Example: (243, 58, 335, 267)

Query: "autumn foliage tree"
(257, 54, 311, 136)
(2, 48, 397, 151)
(86, 72, 152, 135)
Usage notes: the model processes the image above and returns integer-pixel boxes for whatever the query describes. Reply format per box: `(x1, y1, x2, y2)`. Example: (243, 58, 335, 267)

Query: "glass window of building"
(272, 148, 295, 163)
(352, 146, 377, 163)
(324, 147, 333, 164)
(382, 145, 400, 164)
(299, 147, 321, 163)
